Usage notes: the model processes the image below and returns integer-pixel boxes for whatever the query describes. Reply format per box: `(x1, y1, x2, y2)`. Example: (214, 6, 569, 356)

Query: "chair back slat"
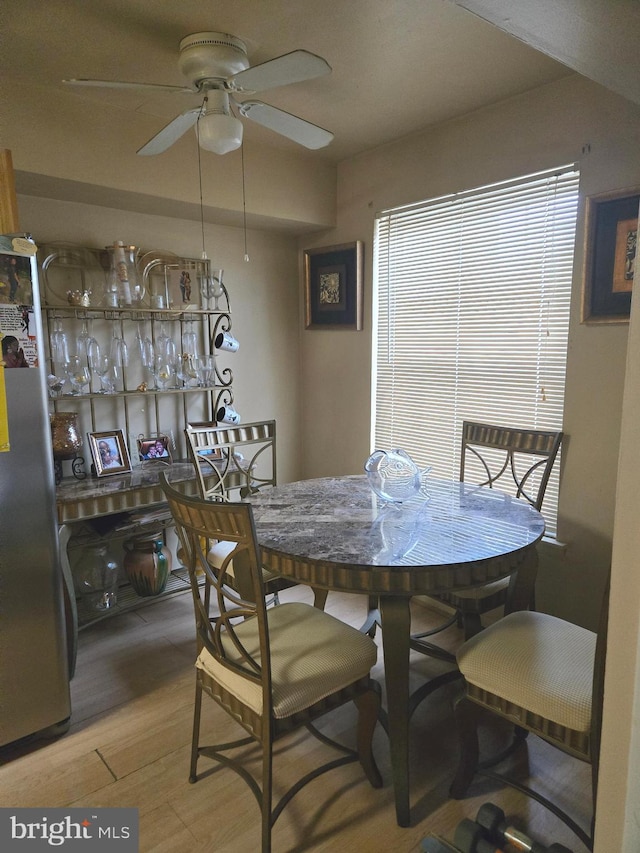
(460, 420, 563, 510)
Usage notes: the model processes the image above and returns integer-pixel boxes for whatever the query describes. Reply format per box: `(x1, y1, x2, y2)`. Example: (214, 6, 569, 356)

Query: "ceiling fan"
(63, 31, 334, 155)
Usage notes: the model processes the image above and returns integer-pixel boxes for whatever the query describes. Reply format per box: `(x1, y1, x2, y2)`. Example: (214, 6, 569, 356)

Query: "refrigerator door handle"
(58, 524, 78, 679)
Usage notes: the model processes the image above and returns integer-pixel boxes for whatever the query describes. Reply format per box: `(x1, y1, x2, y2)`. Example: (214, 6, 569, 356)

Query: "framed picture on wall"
(582, 186, 640, 324)
(303, 241, 364, 330)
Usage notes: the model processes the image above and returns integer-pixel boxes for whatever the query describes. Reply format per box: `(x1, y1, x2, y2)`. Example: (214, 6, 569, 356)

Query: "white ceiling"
(452, 0, 640, 106)
(0, 0, 576, 163)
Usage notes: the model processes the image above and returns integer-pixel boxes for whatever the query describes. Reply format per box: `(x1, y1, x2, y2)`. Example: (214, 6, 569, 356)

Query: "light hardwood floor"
(0, 586, 592, 852)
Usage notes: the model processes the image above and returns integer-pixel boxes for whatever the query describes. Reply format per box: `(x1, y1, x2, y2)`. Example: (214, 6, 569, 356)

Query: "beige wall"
(6, 85, 336, 232)
(17, 195, 305, 485)
(299, 74, 640, 630)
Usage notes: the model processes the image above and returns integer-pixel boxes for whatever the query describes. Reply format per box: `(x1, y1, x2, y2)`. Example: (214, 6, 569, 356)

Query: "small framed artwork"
(303, 241, 364, 330)
(88, 430, 132, 477)
(167, 259, 203, 310)
(582, 186, 640, 324)
(137, 433, 172, 464)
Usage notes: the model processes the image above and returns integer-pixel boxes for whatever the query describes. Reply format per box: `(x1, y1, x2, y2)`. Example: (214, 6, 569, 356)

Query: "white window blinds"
(372, 166, 579, 537)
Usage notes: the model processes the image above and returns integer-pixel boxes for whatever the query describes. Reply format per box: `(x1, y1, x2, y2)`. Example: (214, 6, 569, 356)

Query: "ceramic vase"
(123, 532, 172, 597)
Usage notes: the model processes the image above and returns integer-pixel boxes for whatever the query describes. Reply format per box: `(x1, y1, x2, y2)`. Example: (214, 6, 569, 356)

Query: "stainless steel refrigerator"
(0, 240, 71, 746)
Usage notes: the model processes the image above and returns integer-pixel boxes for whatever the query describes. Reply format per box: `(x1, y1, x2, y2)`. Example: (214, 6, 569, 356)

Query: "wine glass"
(196, 354, 216, 388)
(47, 373, 66, 398)
(175, 353, 197, 388)
(94, 355, 116, 394)
(136, 321, 154, 367)
(50, 317, 70, 366)
(155, 320, 177, 363)
(152, 357, 173, 391)
(109, 324, 129, 368)
(76, 319, 100, 366)
(201, 268, 224, 309)
(65, 356, 91, 395)
(182, 317, 198, 357)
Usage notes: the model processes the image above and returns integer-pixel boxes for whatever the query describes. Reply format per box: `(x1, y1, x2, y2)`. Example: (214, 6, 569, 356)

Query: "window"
(372, 166, 579, 536)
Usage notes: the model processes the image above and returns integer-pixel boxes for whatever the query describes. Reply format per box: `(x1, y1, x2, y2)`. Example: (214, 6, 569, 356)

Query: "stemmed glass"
(136, 321, 154, 367)
(196, 354, 216, 388)
(174, 354, 195, 388)
(152, 357, 173, 391)
(65, 356, 91, 395)
(201, 268, 224, 309)
(50, 317, 70, 366)
(155, 320, 176, 363)
(93, 355, 116, 394)
(109, 323, 129, 368)
(76, 319, 100, 369)
(182, 317, 198, 358)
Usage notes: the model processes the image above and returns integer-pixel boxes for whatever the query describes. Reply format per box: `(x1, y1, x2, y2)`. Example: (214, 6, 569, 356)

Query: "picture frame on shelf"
(303, 241, 364, 330)
(168, 263, 200, 310)
(140, 253, 203, 310)
(582, 186, 640, 324)
(137, 433, 172, 464)
(88, 430, 132, 477)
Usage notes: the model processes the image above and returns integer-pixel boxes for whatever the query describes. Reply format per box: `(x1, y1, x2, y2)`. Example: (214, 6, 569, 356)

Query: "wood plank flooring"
(0, 586, 592, 852)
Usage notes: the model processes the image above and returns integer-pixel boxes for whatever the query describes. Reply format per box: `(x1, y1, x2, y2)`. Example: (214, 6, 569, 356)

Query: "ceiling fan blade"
(63, 78, 193, 94)
(238, 101, 333, 149)
(137, 108, 200, 155)
(230, 51, 331, 93)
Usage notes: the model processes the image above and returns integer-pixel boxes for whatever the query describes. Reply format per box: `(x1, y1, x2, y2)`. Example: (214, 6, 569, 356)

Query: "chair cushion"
(456, 610, 597, 732)
(208, 540, 281, 584)
(448, 577, 509, 601)
(196, 602, 377, 719)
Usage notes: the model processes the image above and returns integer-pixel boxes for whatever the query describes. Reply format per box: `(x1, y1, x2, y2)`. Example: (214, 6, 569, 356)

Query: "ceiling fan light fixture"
(197, 90, 243, 155)
(198, 111, 244, 154)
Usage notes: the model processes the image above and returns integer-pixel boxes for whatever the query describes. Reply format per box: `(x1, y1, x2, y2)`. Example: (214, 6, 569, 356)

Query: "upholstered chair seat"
(196, 601, 377, 718)
(457, 610, 596, 751)
(450, 579, 609, 851)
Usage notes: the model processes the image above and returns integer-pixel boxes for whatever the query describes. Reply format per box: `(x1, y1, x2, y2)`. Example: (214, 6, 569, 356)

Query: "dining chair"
(449, 575, 609, 851)
(185, 419, 326, 608)
(159, 474, 383, 853)
(186, 419, 278, 501)
(412, 420, 563, 648)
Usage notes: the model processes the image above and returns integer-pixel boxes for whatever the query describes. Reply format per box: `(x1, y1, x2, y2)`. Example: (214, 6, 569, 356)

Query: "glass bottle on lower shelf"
(73, 543, 120, 615)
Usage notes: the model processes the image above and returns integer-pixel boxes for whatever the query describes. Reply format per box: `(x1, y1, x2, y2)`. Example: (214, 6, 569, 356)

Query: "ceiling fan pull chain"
(241, 144, 250, 263)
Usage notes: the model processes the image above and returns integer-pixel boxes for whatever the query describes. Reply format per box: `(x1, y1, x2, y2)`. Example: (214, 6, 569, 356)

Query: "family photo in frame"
(137, 434, 172, 463)
(88, 430, 132, 477)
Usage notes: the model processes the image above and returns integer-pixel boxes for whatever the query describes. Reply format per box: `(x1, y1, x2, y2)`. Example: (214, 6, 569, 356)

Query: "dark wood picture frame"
(303, 241, 364, 330)
(88, 429, 132, 477)
(582, 187, 640, 324)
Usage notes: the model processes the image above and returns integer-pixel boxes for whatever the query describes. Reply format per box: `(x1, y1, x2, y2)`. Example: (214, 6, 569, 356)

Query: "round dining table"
(247, 474, 545, 827)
